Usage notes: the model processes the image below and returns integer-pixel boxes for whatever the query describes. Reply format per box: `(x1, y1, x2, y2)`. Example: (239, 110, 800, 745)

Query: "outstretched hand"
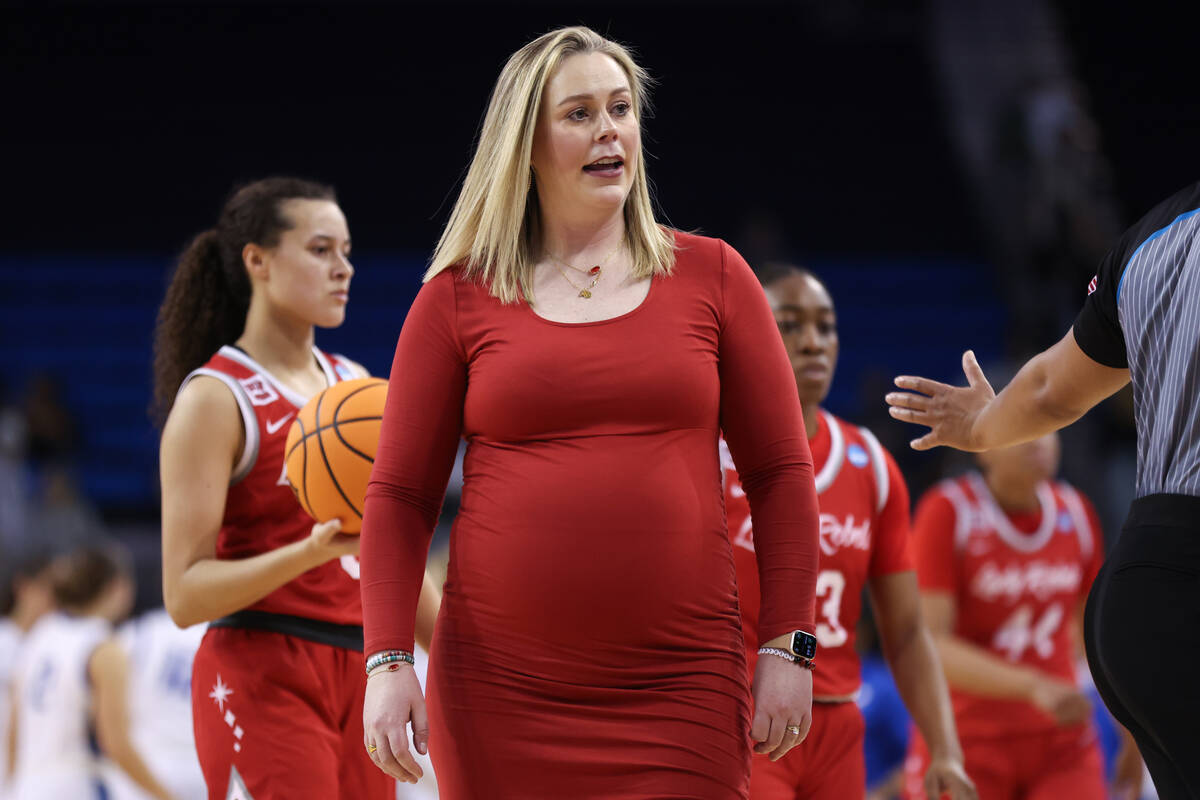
(886, 350, 995, 452)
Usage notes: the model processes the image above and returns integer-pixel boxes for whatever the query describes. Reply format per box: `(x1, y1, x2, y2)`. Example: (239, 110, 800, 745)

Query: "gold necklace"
(553, 263, 602, 299)
(546, 243, 621, 298)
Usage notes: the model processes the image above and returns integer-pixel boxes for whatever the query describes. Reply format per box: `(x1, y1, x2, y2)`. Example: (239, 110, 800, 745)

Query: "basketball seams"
(297, 414, 313, 520)
(284, 416, 380, 460)
(283, 377, 386, 532)
(313, 384, 363, 522)
(333, 383, 384, 465)
(332, 422, 377, 465)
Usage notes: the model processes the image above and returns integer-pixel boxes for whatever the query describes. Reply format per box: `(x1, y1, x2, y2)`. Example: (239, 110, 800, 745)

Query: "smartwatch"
(789, 630, 818, 662)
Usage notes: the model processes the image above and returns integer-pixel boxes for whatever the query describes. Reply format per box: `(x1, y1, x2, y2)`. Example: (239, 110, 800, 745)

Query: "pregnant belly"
(447, 440, 740, 653)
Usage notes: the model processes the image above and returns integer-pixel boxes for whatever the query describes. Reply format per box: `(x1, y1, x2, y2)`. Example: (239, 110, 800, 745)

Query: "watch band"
(758, 646, 816, 670)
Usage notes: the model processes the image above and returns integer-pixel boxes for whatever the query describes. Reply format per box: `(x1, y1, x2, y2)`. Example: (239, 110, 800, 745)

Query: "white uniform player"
(9, 611, 110, 800)
(0, 618, 21, 800)
(101, 608, 206, 800)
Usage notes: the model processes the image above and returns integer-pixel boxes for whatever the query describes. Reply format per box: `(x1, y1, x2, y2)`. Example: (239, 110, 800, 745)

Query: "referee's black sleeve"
(1072, 244, 1128, 369)
(1073, 180, 1200, 370)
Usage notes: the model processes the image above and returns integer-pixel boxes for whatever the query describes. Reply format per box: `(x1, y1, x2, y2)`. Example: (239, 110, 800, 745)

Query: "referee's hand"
(887, 350, 994, 452)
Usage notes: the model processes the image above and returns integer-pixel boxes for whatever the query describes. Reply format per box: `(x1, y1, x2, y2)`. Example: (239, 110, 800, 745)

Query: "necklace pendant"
(578, 289, 592, 299)
(588, 266, 601, 276)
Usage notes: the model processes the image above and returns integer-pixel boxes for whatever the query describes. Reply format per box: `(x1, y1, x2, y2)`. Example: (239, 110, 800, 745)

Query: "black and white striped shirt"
(1074, 180, 1200, 498)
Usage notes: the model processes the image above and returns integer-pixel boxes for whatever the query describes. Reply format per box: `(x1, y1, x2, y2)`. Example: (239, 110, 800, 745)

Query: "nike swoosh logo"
(266, 414, 294, 435)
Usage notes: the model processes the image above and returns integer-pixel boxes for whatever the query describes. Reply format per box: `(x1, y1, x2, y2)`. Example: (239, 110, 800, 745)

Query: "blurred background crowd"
(1, 1, 1194, 797)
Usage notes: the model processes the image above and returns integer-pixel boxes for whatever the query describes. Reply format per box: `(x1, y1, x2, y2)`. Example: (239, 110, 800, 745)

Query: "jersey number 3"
(815, 570, 848, 648)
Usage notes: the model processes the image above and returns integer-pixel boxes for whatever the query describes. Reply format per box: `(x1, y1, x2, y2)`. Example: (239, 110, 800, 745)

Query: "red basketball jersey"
(723, 409, 913, 696)
(181, 345, 366, 625)
(911, 473, 1104, 738)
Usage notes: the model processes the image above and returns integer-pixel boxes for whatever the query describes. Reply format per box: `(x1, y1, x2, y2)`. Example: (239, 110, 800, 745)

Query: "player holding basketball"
(723, 265, 975, 800)
(154, 178, 440, 800)
(903, 432, 1141, 800)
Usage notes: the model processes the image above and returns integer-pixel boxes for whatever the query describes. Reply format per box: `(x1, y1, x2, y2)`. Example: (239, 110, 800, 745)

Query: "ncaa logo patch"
(1057, 510, 1074, 532)
(335, 362, 356, 380)
(847, 443, 870, 468)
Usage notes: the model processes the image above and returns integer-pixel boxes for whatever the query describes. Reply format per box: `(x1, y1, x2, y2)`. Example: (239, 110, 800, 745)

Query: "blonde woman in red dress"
(360, 26, 821, 800)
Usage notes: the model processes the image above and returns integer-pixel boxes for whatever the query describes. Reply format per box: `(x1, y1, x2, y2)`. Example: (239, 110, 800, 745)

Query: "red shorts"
(749, 700, 866, 800)
(903, 724, 1105, 800)
(191, 627, 393, 800)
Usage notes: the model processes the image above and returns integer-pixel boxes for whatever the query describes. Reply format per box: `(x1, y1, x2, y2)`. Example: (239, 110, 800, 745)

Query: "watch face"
(791, 630, 818, 659)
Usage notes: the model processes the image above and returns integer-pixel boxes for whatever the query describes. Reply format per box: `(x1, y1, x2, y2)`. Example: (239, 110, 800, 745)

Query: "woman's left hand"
(750, 652, 813, 761)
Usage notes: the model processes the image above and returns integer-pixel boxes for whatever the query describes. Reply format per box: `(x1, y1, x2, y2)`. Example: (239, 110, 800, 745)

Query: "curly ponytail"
(152, 177, 336, 425)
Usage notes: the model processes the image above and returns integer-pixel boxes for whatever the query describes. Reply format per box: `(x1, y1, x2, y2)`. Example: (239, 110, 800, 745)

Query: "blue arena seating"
(0, 254, 1002, 513)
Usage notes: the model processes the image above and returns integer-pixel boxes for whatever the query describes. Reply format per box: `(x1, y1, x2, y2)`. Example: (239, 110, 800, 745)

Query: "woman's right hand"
(306, 519, 360, 563)
(363, 666, 428, 784)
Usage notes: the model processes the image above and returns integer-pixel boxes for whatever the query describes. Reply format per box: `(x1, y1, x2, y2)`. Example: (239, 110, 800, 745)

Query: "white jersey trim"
(967, 473, 1058, 553)
(313, 349, 340, 385)
(939, 480, 975, 551)
(216, 345, 334, 409)
(179, 368, 259, 485)
(328, 352, 369, 379)
(815, 409, 845, 494)
(1057, 484, 1096, 560)
(857, 425, 890, 514)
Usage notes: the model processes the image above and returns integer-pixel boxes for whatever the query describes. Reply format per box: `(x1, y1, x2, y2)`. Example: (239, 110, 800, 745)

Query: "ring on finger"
(367, 743, 378, 754)
(785, 725, 801, 735)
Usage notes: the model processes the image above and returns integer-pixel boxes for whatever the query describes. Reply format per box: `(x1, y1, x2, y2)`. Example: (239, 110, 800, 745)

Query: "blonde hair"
(426, 26, 676, 303)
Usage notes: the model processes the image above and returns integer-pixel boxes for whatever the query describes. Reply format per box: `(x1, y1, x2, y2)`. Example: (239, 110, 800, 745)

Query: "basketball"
(284, 377, 388, 534)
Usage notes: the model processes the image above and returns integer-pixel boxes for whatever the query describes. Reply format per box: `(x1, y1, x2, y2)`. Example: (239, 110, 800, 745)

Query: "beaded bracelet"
(365, 649, 415, 675)
(758, 646, 816, 671)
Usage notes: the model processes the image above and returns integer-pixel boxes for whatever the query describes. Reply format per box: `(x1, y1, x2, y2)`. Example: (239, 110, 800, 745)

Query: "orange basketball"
(284, 377, 387, 534)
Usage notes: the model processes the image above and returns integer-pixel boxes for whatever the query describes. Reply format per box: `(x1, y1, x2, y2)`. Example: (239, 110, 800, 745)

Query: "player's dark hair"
(0, 546, 54, 617)
(151, 177, 337, 426)
(754, 261, 822, 290)
(48, 543, 131, 612)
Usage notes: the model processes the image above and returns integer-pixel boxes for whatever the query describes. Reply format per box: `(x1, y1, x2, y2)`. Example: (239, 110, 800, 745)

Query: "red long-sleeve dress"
(361, 231, 819, 799)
